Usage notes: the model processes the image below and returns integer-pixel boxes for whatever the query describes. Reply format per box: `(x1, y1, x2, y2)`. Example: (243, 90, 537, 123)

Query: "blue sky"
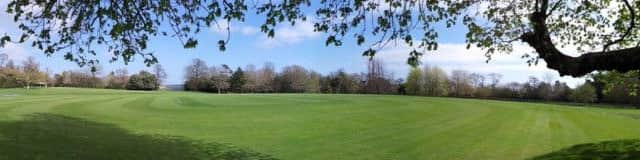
(0, 2, 586, 87)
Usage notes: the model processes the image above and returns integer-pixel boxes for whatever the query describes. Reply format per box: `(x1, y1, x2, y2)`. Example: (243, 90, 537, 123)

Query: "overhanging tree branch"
(603, 0, 635, 52)
(3, 0, 640, 76)
(522, 7, 640, 77)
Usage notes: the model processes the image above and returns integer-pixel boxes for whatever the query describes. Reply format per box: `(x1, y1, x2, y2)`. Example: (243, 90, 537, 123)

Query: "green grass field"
(1, 88, 640, 160)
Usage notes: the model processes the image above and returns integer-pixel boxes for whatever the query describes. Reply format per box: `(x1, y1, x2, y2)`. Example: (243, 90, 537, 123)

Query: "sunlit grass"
(1, 88, 640, 160)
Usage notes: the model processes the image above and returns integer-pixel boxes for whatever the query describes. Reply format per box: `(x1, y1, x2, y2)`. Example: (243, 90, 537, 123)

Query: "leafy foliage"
(126, 71, 159, 90)
(3, 0, 249, 67)
(591, 70, 640, 96)
(569, 83, 598, 103)
(589, 70, 640, 104)
(405, 67, 423, 95)
(5, 0, 639, 75)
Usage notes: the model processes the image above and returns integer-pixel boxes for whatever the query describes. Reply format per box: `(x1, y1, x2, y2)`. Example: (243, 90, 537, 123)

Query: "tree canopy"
(2, 0, 639, 76)
(126, 70, 159, 90)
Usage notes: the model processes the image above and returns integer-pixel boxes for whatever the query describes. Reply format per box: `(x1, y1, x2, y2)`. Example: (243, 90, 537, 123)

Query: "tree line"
(0, 55, 47, 89)
(404, 65, 576, 101)
(2, 53, 638, 106)
(404, 65, 639, 106)
(53, 64, 165, 91)
(183, 57, 639, 106)
(589, 71, 640, 105)
(0, 53, 165, 91)
(183, 58, 400, 94)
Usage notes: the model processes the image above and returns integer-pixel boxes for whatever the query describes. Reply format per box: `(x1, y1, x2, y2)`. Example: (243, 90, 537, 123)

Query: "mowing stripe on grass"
(2, 88, 640, 160)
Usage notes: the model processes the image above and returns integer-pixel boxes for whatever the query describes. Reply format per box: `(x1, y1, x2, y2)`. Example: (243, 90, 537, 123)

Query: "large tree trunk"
(522, 10, 640, 77)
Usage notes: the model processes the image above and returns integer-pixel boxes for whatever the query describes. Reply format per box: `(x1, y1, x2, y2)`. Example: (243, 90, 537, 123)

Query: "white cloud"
(373, 43, 586, 87)
(0, 43, 29, 61)
(240, 26, 259, 35)
(0, 3, 29, 62)
(210, 20, 231, 34)
(207, 19, 320, 48)
(210, 20, 259, 36)
(257, 20, 320, 48)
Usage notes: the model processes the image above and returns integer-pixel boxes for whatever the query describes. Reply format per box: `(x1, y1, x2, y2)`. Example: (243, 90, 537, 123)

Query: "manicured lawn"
(1, 88, 640, 160)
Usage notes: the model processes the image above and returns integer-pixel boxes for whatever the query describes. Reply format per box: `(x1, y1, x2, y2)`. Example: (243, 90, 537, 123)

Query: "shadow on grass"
(529, 139, 640, 160)
(0, 113, 276, 160)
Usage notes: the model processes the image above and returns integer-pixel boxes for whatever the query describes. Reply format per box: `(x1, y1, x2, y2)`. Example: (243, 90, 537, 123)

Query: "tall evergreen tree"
(230, 67, 247, 93)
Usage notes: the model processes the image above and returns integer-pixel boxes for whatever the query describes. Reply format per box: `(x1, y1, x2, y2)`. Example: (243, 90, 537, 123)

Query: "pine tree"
(230, 67, 247, 93)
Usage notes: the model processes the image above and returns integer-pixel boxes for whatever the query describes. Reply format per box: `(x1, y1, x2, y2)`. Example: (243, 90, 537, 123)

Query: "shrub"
(569, 83, 597, 103)
(126, 71, 159, 91)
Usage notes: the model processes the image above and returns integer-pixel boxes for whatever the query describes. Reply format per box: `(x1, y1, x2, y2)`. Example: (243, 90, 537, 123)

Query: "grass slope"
(1, 88, 640, 160)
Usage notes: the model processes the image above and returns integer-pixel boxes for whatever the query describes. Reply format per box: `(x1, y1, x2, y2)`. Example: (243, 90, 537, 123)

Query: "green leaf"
(356, 35, 365, 45)
(110, 23, 127, 37)
(217, 40, 226, 51)
(267, 30, 275, 38)
(184, 39, 198, 48)
(325, 36, 336, 46)
(0, 36, 11, 47)
(362, 48, 376, 59)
